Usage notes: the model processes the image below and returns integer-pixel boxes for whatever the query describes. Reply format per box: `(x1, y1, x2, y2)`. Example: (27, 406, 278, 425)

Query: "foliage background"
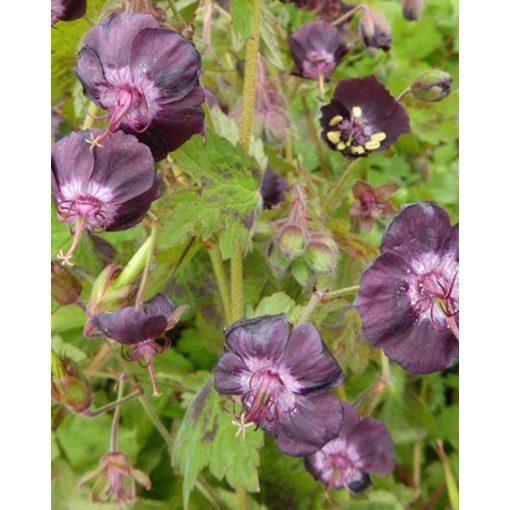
(51, 0, 459, 508)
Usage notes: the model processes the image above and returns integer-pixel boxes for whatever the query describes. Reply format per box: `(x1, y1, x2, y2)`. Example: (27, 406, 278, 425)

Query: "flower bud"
(304, 234, 339, 274)
(51, 261, 82, 305)
(276, 224, 307, 260)
(411, 70, 453, 102)
(51, 352, 92, 413)
(269, 246, 292, 279)
(402, 0, 424, 21)
(264, 108, 290, 146)
(359, 10, 392, 52)
(253, 221, 274, 242)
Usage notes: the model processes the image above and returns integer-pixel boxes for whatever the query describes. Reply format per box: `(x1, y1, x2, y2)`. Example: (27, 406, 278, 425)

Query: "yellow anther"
(365, 141, 381, 151)
(326, 130, 342, 145)
(370, 132, 387, 142)
(352, 106, 362, 118)
(351, 145, 365, 155)
(336, 142, 346, 151)
(329, 115, 344, 126)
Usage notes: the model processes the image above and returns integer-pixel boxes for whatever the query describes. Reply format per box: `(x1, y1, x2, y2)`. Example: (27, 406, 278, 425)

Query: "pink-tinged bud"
(359, 10, 392, 51)
(78, 451, 151, 506)
(411, 70, 453, 102)
(51, 352, 92, 413)
(304, 233, 339, 274)
(276, 224, 307, 260)
(51, 261, 82, 305)
(402, 0, 424, 21)
(264, 108, 290, 145)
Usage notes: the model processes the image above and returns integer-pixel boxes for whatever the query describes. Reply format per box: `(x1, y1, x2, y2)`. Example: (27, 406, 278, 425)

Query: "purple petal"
(129, 28, 201, 103)
(75, 47, 108, 101)
(367, 102, 410, 149)
(381, 202, 452, 260)
(225, 314, 290, 363)
(348, 417, 395, 475)
(275, 392, 343, 456)
(440, 223, 459, 260)
(137, 87, 205, 161)
(213, 351, 250, 395)
(333, 76, 399, 123)
(143, 294, 177, 322)
(91, 306, 168, 344)
(260, 166, 289, 209)
(284, 324, 344, 393)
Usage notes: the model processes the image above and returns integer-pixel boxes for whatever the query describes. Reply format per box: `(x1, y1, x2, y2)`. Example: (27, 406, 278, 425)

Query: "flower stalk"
(209, 243, 232, 324)
(322, 159, 362, 215)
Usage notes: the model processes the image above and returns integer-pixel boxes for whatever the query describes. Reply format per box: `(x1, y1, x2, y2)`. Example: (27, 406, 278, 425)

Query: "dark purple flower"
(305, 402, 395, 493)
(354, 202, 459, 374)
(51, 0, 86, 25)
(288, 21, 348, 81)
(75, 13, 204, 161)
(51, 129, 160, 263)
(280, 0, 354, 22)
(320, 76, 410, 159)
(261, 166, 289, 209)
(359, 9, 392, 51)
(349, 180, 399, 232)
(214, 314, 344, 456)
(91, 294, 187, 395)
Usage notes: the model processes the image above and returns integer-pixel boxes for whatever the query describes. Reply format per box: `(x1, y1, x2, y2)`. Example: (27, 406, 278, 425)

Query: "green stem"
(331, 4, 366, 27)
(230, 0, 263, 326)
(203, 99, 216, 135)
(322, 159, 361, 215)
(82, 103, 101, 130)
(436, 440, 459, 510)
(135, 224, 158, 309)
(323, 285, 360, 300)
(380, 350, 391, 383)
(113, 230, 155, 289)
(110, 376, 125, 451)
(209, 244, 232, 324)
(167, 0, 185, 25)
(298, 291, 323, 326)
(397, 87, 412, 102)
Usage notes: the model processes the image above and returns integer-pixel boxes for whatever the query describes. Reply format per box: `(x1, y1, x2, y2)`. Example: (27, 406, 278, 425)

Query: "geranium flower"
(305, 402, 395, 493)
(260, 166, 289, 210)
(354, 202, 459, 374)
(320, 76, 410, 158)
(288, 21, 348, 81)
(52, 129, 160, 264)
(349, 180, 399, 232)
(91, 294, 187, 395)
(213, 314, 344, 456)
(51, 0, 86, 25)
(76, 13, 204, 161)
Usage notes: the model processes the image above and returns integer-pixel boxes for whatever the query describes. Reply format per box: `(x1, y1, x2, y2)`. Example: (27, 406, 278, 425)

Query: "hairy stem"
(209, 244, 232, 324)
(231, 0, 263, 326)
(322, 158, 361, 215)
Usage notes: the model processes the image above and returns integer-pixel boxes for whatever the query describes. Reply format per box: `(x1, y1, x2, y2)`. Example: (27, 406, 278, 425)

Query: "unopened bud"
(51, 261, 82, 305)
(264, 108, 290, 145)
(276, 224, 307, 260)
(402, 0, 424, 21)
(51, 352, 92, 413)
(253, 221, 274, 242)
(269, 246, 292, 279)
(411, 70, 452, 102)
(304, 234, 339, 274)
(359, 10, 392, 52)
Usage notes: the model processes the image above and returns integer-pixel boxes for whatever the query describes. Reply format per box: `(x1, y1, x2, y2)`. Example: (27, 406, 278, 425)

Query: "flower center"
(303, 51, 335, 79)
(243, 369, 284, 427)
(57, 195, 108, 230)
(324, 452, 359, 491)
(326, 106, 387, 156)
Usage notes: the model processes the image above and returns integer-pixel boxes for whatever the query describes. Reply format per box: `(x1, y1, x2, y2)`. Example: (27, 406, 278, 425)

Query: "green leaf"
(248, 292, 303, 323)
(260, 2, 284, 69)
(159, 134, 262, 250)
(231, 0, 254, 38)
(172, 378, 263, 508)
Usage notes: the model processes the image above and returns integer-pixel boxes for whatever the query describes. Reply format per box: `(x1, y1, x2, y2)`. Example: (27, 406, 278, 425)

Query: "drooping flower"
(349, 180, 399, 232)
(305, 402, 395, 493)
(51, 129, 160, 263)
(91, 294, 187, 394)
(51, 0, 86, 25)
(78, 451, 151, 506)
(320, 76, 410, 159)
(214, 314, 344, 456)
(359, 9, 392, 51)
(75, 13, 204, 161)
(260, 166, 289, 210)
(402, 0, 424, 21)
(354, 202, 459, 374)
(288, 21, 348, 81)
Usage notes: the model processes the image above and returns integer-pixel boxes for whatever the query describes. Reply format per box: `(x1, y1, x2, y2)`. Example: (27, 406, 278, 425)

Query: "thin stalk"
(332, 4, 366, 27)
(82, 387, 143, 418)
(231, 0, 263, 326)
(135, 224, 158, 309)
(413, 442, 423, 499)
(317, 72, 325, 100)
(397, 87, 412, 102)
(203, 99, 216, 135)
(301, 95, 330, 178)
(298, 291, 323, 325)
(82, 103, 101, 130)
(380, 350, 391, 383)
(167, 0, 185, 25)
(324, 285, 360, 299)
(285, 130, 293, 163)
(436, 440, 459, 510)
(209, 244, 232, 324)
(110, 376, 125, 451)
(322, 159, 361, 215)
